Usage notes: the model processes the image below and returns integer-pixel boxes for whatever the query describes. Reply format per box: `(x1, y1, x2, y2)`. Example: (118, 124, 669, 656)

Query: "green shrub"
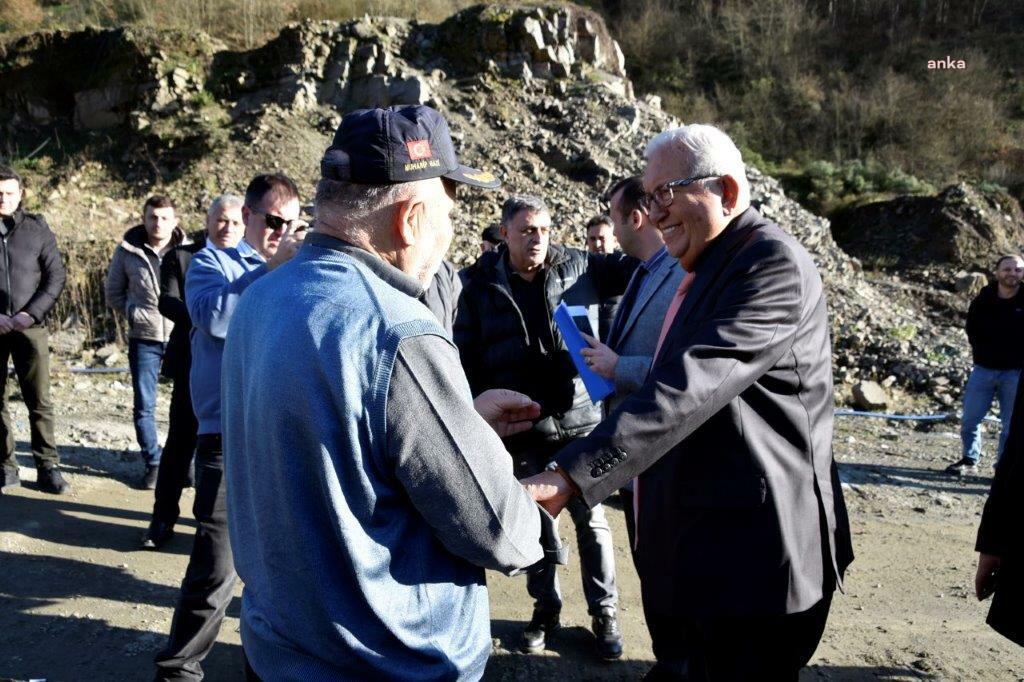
(778, 159, 935, 215)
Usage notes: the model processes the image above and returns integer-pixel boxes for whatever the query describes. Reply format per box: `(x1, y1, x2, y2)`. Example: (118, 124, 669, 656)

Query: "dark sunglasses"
(262, 212, 289, 231)
(249, 209, 308, 233)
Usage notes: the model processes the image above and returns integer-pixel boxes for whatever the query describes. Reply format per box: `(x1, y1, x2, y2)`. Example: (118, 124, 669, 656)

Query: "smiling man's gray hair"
(644, 124, 747, 188)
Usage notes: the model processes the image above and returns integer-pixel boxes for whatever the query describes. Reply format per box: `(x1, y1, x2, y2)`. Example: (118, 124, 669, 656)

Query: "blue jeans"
(129, 338, 165, 465)
(961, 365, 1020, 464)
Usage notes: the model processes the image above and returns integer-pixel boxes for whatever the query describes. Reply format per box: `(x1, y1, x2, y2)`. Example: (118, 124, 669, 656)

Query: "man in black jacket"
(455, 195, 636, 660)
(143, 194, 244, 549)
(585, 213, 622, 343)
(0, 166, 67, 494)
(947, 254, 1024, 475)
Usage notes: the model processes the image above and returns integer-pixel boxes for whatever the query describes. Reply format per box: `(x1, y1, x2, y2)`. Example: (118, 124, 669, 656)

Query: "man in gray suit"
(581, 175, 687, 676)
(581, 175, 685, 546)
(525, 124, 853, 680)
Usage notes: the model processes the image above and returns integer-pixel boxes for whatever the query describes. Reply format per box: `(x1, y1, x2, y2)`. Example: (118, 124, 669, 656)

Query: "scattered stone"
(0, 7, 986, 412)
(95, 344, 120, 361)
(954, 272, 988, 297)
(74, 85, 131, 129)
(852, 381, 889, 411)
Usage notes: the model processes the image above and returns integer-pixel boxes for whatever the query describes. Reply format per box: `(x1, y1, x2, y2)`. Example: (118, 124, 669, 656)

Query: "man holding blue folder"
(455, 194, 637, 660)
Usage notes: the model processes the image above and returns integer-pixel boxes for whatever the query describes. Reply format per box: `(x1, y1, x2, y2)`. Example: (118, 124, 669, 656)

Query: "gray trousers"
(527, 495, 618, 615)
(514, 442, 618, 616)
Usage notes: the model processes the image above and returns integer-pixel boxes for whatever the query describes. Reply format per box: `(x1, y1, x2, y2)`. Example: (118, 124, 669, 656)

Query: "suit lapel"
(616, 258, 672, 346)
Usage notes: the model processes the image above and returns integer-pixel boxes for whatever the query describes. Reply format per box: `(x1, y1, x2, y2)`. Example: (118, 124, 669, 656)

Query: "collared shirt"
(185, 238, 267, 434)
(635, 245, 669, 304)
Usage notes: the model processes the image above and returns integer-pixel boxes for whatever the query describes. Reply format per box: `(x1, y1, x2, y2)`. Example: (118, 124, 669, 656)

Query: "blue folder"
(553, 302, 615, 403)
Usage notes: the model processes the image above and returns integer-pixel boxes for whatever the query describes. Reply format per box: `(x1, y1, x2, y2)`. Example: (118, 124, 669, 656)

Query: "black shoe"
(141, 520, 175, 550)
(37, 465, 69, 494)
(520, 609, 560, 654)
(1, 464, 20, 493)
(944, 458, 978, 476)
(592, 611, 623, 660)
(142, 464, 159, 490)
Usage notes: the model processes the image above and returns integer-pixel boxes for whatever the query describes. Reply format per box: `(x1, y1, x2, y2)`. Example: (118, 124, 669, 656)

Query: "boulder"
(852, 381, 889, 411)
(102, 350, 124, 367)
(74, 85, 132, 129)
(954, 272, 988, 297)
(521, 17, 546, 51)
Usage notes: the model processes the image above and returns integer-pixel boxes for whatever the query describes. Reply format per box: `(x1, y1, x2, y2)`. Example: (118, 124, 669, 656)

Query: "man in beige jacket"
(105, 195, 189, 488)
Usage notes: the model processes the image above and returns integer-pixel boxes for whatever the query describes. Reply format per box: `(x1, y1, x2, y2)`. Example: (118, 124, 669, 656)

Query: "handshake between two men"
(473, 387, 582, 519)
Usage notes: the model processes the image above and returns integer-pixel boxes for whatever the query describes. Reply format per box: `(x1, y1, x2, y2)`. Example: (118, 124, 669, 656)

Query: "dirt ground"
(1, 369, 1023, 681)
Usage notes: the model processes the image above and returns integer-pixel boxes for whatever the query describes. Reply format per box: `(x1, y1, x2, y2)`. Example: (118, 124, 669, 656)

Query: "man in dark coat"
(947, 254, 1024, 475)
(455, 194, 637, 660)
(585, 213, 622, 343)
(524, 124, 853, 680)
(0, 165, 68, 494)
(142, 194, 244, 549)
(976, 375, 1024, 647)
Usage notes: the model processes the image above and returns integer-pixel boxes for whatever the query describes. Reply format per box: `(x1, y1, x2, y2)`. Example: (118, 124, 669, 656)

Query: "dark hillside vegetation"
(587, 0, 1024, 213)
(3, 1, 1022, 215)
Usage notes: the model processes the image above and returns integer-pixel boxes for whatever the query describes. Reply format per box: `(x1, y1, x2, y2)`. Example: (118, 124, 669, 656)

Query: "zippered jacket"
(455, 244, 637, 452)
(0, 208, 66, 322)
(105, 223, 188, 342)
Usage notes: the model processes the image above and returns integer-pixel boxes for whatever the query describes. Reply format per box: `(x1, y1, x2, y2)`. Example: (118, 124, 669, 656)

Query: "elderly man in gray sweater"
(222, 105, 552, 680)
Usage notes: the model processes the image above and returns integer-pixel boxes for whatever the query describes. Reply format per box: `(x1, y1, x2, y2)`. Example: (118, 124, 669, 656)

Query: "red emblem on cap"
(406, 139, 432, 161)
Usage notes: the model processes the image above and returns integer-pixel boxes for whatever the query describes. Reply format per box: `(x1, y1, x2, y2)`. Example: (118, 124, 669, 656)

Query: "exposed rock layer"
(0, 4, 990, 407)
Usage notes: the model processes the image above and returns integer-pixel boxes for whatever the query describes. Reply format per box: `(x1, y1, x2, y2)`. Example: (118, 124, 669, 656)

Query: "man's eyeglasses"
(639, 174, 718, 211)
(249, 208, 304, 232)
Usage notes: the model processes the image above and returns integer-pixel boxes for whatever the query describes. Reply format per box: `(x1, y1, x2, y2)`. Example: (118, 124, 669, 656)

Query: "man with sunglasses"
(155, 173, 305, 681)
(525, 124, 853, 680)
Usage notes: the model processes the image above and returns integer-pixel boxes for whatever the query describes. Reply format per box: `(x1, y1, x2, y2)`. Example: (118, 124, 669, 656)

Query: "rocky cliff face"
(0, 3, 981, 407)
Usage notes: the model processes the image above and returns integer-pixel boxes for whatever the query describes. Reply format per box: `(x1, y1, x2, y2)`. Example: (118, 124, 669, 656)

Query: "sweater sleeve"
(185, 248, 267, 340)
(614, 354, 654, 395)
(385, 333, 543, 574)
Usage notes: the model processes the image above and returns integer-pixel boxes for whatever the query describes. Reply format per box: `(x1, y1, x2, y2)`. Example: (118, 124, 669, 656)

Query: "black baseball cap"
(482, 225, 503, 244)
(321, 105, 500, 189)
